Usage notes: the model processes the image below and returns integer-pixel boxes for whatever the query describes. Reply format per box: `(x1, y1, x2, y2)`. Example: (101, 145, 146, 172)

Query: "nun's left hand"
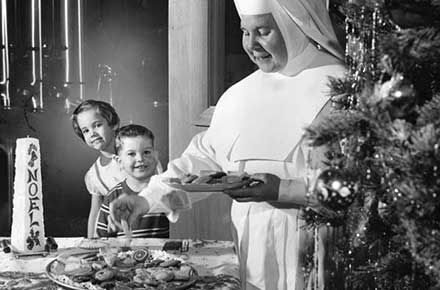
(224, 173, 280, 202)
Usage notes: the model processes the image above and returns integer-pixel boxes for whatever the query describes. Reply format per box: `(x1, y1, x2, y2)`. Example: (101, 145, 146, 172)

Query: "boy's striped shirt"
(96, 180, 169, 238)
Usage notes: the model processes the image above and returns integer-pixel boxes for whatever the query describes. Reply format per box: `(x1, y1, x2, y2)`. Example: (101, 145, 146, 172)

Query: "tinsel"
(304, 1, 440, 289)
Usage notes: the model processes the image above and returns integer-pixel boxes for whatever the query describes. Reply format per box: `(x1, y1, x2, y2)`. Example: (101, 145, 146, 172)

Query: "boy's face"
(117, 136, 157, 181)
(77, 109, 116, 152)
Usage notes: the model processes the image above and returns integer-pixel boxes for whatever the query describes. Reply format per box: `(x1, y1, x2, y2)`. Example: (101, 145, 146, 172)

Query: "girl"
(71, 100, 124, 238)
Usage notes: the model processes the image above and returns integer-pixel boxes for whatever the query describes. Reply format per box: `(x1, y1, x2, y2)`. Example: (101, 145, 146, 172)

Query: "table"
(0, 237, 240, 290)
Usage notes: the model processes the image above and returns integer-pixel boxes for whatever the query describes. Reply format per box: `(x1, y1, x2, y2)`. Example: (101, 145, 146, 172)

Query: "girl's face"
(241, 13, 288, 73)
(76, 109, 116, 153)
(117, 136, 157, 181)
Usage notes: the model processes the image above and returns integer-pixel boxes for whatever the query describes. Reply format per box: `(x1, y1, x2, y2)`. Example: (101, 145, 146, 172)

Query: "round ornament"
(314, 168, 358, 211)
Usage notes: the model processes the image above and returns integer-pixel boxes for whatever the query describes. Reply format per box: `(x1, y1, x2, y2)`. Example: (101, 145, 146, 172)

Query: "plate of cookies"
(163, 171, 257, 192)
(46, 246, 198, 290)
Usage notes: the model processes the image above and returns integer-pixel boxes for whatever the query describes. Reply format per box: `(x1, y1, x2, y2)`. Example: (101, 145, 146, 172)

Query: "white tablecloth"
(0, 237, 239, 277)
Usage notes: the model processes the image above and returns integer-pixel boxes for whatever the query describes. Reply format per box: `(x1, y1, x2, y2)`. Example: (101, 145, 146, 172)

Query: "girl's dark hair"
(71, 100, 120, 141)
(115, 124, 155, 155)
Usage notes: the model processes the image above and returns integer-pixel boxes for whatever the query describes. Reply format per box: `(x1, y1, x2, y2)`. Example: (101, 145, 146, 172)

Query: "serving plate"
(46, 259, 91, 290)
(164, 179, 253, 192)
(45, 248, 199, 290)
(46, 260, 198, 290)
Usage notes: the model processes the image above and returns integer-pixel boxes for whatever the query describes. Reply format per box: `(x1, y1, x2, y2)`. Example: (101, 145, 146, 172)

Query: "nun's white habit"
(141, 0, 345, 288)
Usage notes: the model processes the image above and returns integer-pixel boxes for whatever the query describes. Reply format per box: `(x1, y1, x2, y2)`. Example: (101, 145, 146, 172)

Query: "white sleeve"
(278, 142, 328, 207)
(278, 178, 308, 205)
(84, 167, 100, 196)
(140, 131, 223, 222)
(164, 130, 223, 177)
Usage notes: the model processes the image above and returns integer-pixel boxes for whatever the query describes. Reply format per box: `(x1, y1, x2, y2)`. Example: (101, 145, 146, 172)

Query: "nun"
(110, 0, 345, 289)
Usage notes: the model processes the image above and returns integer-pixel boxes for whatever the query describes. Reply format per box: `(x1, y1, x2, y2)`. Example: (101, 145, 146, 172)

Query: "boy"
(72, 100, 124, 238)
(96, 124, 169, 238)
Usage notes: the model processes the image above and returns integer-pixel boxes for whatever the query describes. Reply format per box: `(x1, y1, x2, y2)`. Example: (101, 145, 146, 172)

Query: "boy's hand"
(108, 194, 150, 231)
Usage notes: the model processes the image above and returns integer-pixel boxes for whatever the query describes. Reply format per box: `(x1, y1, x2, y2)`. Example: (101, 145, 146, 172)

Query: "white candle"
(1, 0, 10, 108)
(64, 98, 71, 113)
(11, 138, 46, 253)
(31, 96, 37, 110)
(31, 0, 36, 86)
(64, 0, 70, 84)
(78, 0, 84, 100)
(38, 0, 43, 109)
(1, 93, 6, 107)
(0, 0, 6, 85)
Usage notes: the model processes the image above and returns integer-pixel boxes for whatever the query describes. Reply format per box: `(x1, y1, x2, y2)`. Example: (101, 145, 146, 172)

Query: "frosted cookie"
(94, 268, 115, 281)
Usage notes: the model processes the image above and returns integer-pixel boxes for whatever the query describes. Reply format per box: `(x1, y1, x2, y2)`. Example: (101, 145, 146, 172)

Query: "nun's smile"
(240, 13, 288, 73)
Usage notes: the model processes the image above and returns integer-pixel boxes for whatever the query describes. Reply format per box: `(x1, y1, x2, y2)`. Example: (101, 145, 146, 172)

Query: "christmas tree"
(304, 1, 440, 289)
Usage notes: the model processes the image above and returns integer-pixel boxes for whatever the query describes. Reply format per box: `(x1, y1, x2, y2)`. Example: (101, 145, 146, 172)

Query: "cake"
(10, 137, 46, 253)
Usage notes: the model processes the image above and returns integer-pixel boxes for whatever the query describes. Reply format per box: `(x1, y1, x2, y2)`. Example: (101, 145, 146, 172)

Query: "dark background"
(0, 0, 169, 236)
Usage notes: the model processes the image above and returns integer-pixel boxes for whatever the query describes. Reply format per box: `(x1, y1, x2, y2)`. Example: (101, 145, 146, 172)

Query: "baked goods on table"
(47, 246, 194, 289)
(46, 245, 240, 289)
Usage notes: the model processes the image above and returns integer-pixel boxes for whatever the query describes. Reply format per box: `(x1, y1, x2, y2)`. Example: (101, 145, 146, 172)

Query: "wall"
(0, 0, 168, 237)
(169, 0, 235, 241)
(0, 107, 94, 236)
(83, 0, 169, 163)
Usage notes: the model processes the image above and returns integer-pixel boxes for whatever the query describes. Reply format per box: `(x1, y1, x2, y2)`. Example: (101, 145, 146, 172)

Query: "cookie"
(192, 175, 213, 184)
(173, 265, 195, 281)
(133, 249, 149, 262)
(95, 268, 115, 281)
(114, 256, 136, 268)
(152, 269, 174, 282)
(49, 260, 65, 275)
(181, 174, 198, 184)
(67, 264, 94, 277)
(159, 259, 180, 267)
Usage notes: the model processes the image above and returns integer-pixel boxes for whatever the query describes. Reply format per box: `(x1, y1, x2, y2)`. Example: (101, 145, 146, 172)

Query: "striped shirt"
(96, 180, 169, 238)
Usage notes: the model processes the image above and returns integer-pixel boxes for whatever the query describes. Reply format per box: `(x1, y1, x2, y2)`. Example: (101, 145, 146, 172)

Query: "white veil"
(276, 0, 344, 60)
(234, 0, 344, 76)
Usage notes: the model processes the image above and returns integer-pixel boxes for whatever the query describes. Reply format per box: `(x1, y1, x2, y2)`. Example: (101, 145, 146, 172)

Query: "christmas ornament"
(378, 73, 417, 120)
(314, 168, 358, 211)
(339, 137, 349, 155)
(377, 200, 388, 222)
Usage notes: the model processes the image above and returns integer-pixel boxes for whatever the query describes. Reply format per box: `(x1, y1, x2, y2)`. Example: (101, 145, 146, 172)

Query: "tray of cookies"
(163, 171, 256, 192)
(45, 246, 198, 290)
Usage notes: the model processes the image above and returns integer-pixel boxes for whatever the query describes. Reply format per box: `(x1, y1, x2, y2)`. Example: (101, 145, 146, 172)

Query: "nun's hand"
(224, 173, 280, 202)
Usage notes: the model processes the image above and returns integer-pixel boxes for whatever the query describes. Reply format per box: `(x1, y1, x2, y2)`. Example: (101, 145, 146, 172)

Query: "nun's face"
(241, 13, 288, 73)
